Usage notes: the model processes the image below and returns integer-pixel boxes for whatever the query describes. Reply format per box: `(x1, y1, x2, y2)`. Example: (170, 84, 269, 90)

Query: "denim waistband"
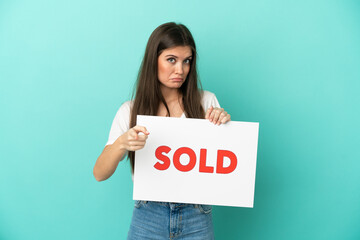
(137, 200, 196, 209)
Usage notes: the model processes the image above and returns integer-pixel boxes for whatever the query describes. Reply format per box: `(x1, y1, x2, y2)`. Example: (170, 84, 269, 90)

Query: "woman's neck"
(158, 86, 184, 117)
(160, 86, 182, 104)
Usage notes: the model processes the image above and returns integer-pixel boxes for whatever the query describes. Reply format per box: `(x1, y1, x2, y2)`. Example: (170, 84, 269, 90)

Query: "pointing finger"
(137, 134, 148, 141)
(133, 125, 150, 135)
(129, 129, 139, 140)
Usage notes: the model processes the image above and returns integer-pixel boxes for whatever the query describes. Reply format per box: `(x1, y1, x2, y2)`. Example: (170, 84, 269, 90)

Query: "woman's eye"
(184, 59, 191, 64)
(167, 58, 175, 63)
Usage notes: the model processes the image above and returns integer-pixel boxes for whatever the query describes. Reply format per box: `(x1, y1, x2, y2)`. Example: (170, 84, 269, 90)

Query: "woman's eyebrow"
(165, 54, 192, 58)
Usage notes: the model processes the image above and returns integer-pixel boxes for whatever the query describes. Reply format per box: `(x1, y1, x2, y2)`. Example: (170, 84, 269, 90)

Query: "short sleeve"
(105, 101, 132, 146)
(201, 90, 221, 111)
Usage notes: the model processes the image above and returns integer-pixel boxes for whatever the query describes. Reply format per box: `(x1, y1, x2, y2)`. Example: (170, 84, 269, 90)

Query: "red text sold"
(154, 146, 237, 174)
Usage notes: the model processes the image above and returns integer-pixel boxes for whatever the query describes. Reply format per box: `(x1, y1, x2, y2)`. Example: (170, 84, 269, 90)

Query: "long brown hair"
(128, 22, 204, 172)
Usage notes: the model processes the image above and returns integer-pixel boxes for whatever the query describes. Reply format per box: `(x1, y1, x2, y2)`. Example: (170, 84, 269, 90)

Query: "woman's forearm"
(93, 138, 127, 182)
(93, 126, 148, 181)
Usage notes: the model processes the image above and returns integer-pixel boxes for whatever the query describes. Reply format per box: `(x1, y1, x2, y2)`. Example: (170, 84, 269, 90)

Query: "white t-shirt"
(105, 90, 221, 147)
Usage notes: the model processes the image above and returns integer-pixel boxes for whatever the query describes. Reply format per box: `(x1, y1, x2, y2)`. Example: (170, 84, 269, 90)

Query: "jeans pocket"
(134, 200, 148, 209)
(196, 204, 212, 214)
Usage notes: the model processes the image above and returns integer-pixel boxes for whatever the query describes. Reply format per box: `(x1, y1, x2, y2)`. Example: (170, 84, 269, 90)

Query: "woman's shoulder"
(121, 100, 133, 108)
(114, 100, 133, 117)
(201, 90, 220, 109)
(201, 90, 216, 100)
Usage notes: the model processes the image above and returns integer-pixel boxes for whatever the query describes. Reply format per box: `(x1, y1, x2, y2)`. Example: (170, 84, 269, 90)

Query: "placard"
(134, 115, 259, 207)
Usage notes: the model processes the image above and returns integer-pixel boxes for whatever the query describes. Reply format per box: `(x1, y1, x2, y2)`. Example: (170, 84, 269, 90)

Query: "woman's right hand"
(119, 125, 150, 151)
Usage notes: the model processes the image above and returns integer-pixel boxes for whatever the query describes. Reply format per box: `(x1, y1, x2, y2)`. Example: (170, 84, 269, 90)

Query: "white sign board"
(134, 115, 259, 207)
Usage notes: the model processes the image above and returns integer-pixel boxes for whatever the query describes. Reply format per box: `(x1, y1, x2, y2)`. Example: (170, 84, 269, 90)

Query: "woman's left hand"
(205, 106, 231, 125)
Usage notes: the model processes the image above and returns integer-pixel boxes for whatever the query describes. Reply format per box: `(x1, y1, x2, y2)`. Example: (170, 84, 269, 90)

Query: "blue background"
(1, 0, 359, 239)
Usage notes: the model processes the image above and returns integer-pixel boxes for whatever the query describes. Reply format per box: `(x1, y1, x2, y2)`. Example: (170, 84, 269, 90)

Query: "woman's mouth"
(171, 78, 183, 82)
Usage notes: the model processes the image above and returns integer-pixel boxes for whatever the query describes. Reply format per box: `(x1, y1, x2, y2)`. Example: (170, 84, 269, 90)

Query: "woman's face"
(157, 46, 192, 91)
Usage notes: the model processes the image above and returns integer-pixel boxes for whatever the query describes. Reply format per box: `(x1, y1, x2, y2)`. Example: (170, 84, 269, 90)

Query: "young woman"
(93, 22, 231, 239)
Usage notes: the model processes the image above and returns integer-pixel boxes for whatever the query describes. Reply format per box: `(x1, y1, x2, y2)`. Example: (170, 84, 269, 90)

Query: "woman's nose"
(175, 63, 184, 74)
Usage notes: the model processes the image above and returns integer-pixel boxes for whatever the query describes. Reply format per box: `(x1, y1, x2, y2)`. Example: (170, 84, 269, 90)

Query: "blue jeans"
(127, 201, 214, 240)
